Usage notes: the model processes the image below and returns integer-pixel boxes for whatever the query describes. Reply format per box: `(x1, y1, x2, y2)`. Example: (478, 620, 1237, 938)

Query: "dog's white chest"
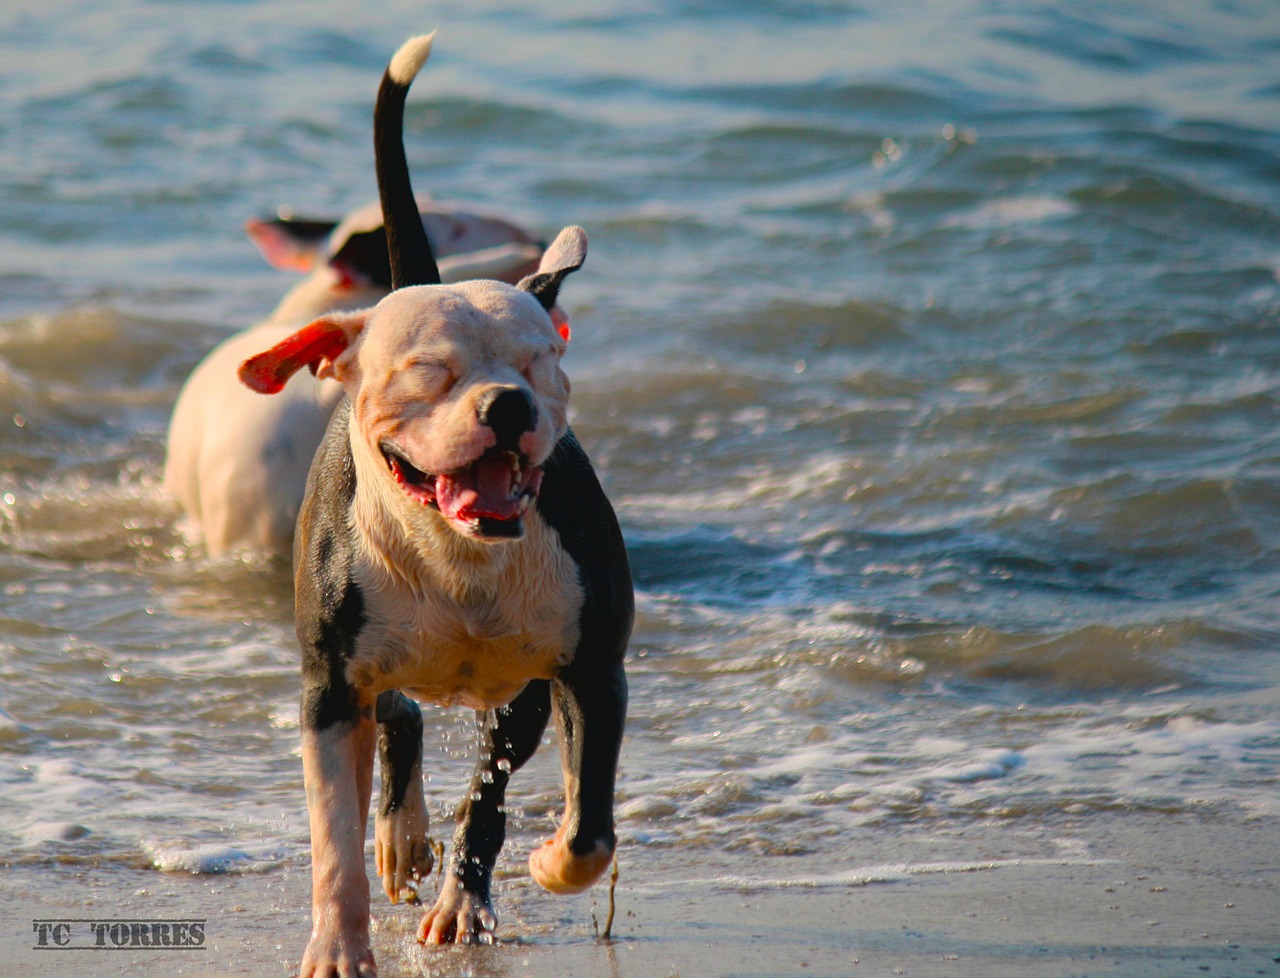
(347, 512, 584, 710)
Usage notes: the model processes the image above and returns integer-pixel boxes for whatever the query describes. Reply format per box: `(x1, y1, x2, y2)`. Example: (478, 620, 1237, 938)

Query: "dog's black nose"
(477, 387, 537, 448)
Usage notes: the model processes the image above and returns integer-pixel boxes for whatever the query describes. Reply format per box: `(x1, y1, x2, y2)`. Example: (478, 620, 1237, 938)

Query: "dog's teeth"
(518, 494, 530, 514)
(509, 454, 523, 496)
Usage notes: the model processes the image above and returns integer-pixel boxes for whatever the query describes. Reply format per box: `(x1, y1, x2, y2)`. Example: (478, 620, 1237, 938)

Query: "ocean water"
(2, 0, 1280, 974)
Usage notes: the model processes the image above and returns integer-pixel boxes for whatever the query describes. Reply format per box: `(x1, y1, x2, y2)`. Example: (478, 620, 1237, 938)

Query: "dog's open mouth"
(381, 443, 543, 537)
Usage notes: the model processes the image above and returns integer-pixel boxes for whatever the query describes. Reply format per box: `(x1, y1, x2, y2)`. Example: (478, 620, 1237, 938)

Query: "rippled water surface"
(2, 1, 1280, 975)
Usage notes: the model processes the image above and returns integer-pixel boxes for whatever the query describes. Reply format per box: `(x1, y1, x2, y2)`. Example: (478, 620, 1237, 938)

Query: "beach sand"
(4, 813, 1275, 977)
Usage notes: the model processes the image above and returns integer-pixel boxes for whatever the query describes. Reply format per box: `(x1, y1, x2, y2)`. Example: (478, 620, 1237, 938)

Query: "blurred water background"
(1, 1, 1279, 975)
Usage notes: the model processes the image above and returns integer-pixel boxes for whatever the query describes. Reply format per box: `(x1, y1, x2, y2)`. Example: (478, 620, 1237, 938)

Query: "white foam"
(145, 841, 289, 875)
(924, 749, 1026, 784)
(944, 195, 1078, 229)
(1023, 714, 1279, 793)
(613, 690, 1280, 849)
(631, 857, 1112, 891)
(267, 696, 300, 730)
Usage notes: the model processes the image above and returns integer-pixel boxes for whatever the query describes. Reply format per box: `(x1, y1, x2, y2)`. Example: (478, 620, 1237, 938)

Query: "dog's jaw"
(381, 442, 544, 541)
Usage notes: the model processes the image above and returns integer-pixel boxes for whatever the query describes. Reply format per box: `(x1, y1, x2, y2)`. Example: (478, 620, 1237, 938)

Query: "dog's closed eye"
(399, 357, 456, 395)
(521, 349, 557, 384)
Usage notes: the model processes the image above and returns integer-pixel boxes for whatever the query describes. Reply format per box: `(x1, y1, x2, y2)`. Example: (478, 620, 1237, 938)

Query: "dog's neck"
(346, 422, 519, 599)
(267, 272, 386, 330)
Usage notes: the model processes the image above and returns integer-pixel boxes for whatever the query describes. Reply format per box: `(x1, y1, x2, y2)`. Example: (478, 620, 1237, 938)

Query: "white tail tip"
(388, 31, 436, 86)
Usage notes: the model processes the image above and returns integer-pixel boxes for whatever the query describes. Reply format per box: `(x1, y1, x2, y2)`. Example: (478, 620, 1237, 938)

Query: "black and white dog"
(238, 33, 631, 976)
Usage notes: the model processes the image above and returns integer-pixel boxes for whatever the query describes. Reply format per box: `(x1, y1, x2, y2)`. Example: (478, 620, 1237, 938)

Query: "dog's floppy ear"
(245, 216, 338, 273)
(238, 311, 367, 394)
(518, 226, 587, 311)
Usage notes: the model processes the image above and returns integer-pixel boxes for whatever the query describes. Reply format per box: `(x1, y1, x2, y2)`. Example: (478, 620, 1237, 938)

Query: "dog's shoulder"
(536, 430, 634, 664)
(293, 400, 367, 698)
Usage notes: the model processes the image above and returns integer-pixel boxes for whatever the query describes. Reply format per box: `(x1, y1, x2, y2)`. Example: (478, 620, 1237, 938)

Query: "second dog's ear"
(517, 226, 587, 311)
(245, 217, 338, 272)
(238, 311, 367, 394)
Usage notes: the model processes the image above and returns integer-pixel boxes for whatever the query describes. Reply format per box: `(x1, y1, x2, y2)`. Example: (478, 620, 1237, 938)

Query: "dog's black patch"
(531, 430, 632, 852)
(263, 215, 340, 247)
(329, 227, 394, 287)
(449, 679, 553, 893)
(295, 400, 366, 732)
(536, 429, 634, 670)
(376, 690, 424, 814)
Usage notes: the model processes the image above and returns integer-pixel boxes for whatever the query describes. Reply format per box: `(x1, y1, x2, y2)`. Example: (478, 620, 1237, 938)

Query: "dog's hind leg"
(528, 661, 627, 894)
(418, 679, 552, 945)
(374, 689, 433, 904)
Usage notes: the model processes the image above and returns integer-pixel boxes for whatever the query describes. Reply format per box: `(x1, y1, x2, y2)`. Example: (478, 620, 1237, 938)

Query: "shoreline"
(4, 813, 1275, 977)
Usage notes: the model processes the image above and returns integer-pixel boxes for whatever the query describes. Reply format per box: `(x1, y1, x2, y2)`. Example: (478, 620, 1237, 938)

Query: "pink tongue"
(436, 455, 519, 522)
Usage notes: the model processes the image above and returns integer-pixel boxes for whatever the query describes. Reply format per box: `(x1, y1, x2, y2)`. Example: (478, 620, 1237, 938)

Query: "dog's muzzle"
(381, 443, 544, 539)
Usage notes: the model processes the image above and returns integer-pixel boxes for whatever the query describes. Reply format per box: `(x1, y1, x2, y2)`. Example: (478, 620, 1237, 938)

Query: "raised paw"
(416, 875, 498, 946)
(528, 824, 614, 895)
(299, 929, 376, 978)
(374, 803, 433, 904)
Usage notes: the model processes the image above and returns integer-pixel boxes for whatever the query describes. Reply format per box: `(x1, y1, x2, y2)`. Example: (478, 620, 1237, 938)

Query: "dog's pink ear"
(517, 226, 587, 311)
(238, 312, 365, 394)
(245, 216, 337, 273)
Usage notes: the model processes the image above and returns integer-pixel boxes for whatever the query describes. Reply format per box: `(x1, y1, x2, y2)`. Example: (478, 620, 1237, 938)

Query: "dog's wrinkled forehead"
(361, 279, 558, 364)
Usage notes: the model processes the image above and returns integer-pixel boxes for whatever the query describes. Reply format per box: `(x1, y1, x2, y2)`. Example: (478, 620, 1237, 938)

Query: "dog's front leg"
(529, 661, 627, 894)
(419, 679, 552, 945)
(373, 689, 433, 904)
(300, 689, 378, 978)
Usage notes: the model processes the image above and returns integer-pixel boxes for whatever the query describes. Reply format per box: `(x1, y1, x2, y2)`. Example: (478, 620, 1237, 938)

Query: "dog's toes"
(299, 930, 377, 978)
(375, 839, 398, 904)
(416, 877, 497, 946)
(374, 809, 432, 905)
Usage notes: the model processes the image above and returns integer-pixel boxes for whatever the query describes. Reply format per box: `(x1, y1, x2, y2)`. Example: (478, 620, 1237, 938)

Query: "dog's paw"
(416, 876, 498, 945)
(374, 802, 433, 904)
(528, 826, 614, 895)
(299, 930, 376, 978)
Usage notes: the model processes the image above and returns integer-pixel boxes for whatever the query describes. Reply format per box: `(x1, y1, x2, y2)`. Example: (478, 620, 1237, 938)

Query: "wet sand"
(5, 813, 1276, 977)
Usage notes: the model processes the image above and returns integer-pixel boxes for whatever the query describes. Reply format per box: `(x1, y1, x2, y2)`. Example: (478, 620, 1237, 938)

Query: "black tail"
(374, 33, 441, 289)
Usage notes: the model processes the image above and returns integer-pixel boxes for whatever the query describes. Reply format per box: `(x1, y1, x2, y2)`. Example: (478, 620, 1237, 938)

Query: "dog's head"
(239, 226, 585, 542)
(246, 199, 544, 326)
